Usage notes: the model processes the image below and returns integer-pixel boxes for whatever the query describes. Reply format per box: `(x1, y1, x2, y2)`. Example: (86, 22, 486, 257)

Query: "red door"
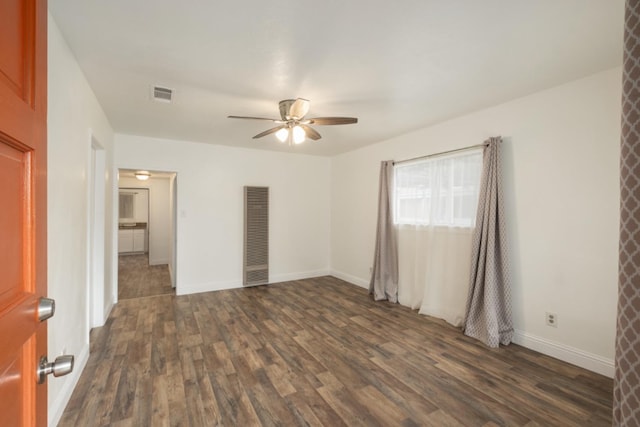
(0, 0, 49, 425)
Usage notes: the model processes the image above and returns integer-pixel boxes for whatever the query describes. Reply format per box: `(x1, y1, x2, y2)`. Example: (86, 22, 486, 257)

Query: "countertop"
(118, 222, 147, 230)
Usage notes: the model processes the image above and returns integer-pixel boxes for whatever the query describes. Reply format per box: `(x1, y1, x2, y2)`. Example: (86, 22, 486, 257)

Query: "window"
(119, 192, 135, 222)
(394, 150, 482, 227)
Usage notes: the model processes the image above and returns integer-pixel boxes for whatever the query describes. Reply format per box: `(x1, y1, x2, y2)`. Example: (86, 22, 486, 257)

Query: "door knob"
(38, 297, 55, 321)
(37, 355, 74, 384)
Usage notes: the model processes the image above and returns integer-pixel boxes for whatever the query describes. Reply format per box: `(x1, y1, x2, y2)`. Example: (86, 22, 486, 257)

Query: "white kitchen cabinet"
(133, 229, 146, 252)
(118, 228, 146, 253)
(118, 229, 133, 253)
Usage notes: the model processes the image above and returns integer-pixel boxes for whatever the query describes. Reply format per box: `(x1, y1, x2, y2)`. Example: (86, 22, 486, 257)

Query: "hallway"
(118, 254, 174, 300)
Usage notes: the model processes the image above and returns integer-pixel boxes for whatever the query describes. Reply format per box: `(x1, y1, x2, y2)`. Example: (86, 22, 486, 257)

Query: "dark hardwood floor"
(60, 276, 612, 426)
(118, 254, 174, 300)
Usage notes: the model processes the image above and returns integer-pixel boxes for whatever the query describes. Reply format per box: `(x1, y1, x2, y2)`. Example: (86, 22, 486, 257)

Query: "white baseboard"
(179, 269, 332, 296)
(178, 279, 241, 295)
(102, 299, 114, 325)
(330, 269, 369, 289)
(512, 329, 614, 378)
(48, 342, 90, 427)
(149, 258, 169, 266)
(168, 263, 175, 288)
(269, 269, 330, 284)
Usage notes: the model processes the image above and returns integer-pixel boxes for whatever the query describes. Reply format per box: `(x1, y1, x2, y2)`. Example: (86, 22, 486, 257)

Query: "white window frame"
(393, 149, 482, 228)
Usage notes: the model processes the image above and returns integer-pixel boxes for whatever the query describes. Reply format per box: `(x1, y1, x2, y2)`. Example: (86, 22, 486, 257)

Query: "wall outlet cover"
(545, 312, 558, 328)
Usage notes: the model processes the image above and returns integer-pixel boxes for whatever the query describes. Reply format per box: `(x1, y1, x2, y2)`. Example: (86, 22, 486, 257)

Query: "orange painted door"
(0, 0, 49, 426)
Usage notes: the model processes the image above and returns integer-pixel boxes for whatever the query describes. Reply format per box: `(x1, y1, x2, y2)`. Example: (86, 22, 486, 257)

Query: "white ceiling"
(49, 1, 624, 156)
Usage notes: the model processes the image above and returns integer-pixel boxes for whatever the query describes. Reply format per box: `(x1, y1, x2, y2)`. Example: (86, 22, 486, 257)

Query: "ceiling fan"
(228, 98, 358, 145)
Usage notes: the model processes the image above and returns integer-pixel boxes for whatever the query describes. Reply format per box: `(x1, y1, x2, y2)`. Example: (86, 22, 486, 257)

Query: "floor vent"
(152, 86, 173, 103)
(243, 186, 269, 286)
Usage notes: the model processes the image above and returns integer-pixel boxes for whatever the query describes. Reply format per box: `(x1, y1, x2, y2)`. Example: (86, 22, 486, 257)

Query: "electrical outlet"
(545, 312, 558, 328)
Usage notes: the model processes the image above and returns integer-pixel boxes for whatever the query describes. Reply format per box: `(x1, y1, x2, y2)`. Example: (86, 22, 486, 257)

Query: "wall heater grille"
(243, 186, 269, 286)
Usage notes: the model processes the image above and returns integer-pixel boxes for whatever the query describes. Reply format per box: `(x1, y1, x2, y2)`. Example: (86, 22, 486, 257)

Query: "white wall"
(119, 176, 172, 265)
(331, 67, 621, 377)
(47, 14, 115, 427)
(115, 135, 331, 295)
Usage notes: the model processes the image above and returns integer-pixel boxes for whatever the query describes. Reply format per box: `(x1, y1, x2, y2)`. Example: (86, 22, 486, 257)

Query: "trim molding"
(48, 342, 90, 427)
(178, 279, 241, 295)
(179, 269, 331, 296)
(270, 269, 330, 284)
(512, 329, 614, 378)
(103, 299, 114, 325)
(330, 270, 369, 289)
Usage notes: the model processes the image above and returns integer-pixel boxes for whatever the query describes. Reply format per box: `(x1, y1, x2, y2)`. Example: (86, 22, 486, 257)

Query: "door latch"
(37, 355, 74, 384)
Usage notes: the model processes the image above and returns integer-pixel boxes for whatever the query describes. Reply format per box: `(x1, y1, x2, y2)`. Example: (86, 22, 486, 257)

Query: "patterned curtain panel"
(614, 1, 640, 425)
(463, 137, 513, 348)
(369, 160, 399, 302)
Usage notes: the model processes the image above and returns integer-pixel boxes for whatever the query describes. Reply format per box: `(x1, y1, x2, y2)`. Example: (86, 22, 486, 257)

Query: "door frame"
(87, 135, 106, 328)
(113, 169, 179, 299)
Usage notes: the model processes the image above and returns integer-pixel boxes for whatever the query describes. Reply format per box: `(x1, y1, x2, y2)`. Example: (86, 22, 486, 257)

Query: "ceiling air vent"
(152, 86, 173, 103)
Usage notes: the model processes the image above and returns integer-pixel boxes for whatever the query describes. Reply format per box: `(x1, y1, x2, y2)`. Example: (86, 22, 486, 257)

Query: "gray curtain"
(369, 160, 399, 302)
(463, 137, 513, 348)
(614, 1, 640, 424)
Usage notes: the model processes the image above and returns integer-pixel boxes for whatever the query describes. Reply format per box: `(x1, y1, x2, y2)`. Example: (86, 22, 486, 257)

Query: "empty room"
(1, 0, 639, 426)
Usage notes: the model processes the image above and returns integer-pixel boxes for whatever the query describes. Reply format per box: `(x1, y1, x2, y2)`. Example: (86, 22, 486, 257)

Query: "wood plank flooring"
(118, 254, 174, 300)
(60, 276, 612, 426)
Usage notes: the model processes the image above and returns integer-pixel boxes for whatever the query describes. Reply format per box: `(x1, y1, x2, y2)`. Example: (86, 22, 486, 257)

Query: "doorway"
(117, 169, 177, 299)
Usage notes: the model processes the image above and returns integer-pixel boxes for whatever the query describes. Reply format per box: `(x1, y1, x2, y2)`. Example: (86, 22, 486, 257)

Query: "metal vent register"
(243, 186, 269, 286)
(152, 86, 173, 102)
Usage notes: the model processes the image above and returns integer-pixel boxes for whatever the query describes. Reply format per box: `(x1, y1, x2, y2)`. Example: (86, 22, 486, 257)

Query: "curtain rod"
(393, 142, 488, 165)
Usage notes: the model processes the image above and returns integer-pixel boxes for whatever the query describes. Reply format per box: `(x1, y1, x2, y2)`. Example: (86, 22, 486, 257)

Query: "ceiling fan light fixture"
(275, 128, 289, 142)
(228, 98, 358, 145)
(135, 171, 151, 181)
(292, 125, 305, 144)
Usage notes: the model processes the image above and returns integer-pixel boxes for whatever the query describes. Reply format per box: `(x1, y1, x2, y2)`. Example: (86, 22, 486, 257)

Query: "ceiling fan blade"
(228, 115, 281, 122)
(309, 117, 358, 125)
(300, 124, 321, 140)
(279, 100, 291, 120)
(253, 125, 286, 139)
(288, 98, 310, 119)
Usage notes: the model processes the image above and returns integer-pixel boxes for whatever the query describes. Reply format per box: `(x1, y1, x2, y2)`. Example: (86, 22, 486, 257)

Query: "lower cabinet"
(118, 229, 133, 253)
(118, 228, 146, 253)
(133, 229, 145, 252)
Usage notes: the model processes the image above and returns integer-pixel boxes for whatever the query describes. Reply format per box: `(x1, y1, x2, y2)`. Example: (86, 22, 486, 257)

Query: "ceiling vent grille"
(152, 86, 173, 103)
